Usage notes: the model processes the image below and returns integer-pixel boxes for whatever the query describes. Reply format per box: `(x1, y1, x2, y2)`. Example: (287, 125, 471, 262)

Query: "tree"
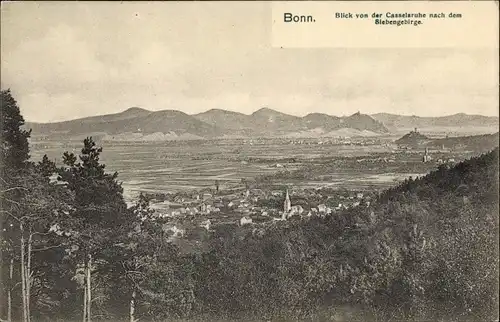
(1, 88, 32, 322)
(106, 193, 195, 321)
(19, 168, 73, 322)
(1, 90, 70, 322)
(1, 89, 31, 175)
(57, 137, 130, 322)
(105, 193, 158, 322)
(36, 155, 57, 178)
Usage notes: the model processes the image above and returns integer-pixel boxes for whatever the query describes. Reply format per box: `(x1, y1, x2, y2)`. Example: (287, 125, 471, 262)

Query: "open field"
(29, 138, 475, 201)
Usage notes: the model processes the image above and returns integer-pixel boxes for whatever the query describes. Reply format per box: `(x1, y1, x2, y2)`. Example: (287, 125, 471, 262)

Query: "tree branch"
(0, 197, 21, 205)
(32, 244, 62, 252)
(1, 187, 29, 193)
(0, 210, 22, 222)
(29, 231, 52, 238)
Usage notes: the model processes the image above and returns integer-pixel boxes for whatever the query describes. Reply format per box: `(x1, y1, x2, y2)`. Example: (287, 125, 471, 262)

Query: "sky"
(1, 1, 498, 123)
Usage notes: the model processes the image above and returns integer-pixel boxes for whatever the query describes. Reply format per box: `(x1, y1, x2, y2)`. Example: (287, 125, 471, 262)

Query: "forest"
(1, 88, 499, 322)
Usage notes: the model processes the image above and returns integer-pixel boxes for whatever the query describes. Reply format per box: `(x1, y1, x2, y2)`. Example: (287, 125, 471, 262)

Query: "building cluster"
(422, 147, 433, 163)
(278, 189, 367, 221)
(150, 188, 265, 220)
(143, 182, 369, 241)
(420, 147, 457, 165)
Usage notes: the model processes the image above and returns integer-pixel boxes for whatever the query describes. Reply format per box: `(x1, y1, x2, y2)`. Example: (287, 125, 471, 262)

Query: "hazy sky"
(1, 2, 498, 122)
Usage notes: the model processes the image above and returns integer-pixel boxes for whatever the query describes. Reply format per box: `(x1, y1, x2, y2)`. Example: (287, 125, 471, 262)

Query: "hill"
(28, 108, 389, 140)
(343, 111, 389, 133)
(372, 112, 499, 132)
(27, 108, 222, 139)
(249, 107, 305, 135)
(395, 129, 430, 145)
(194, 110, 389, 136)
(27, 108, 497, 140)
(193, 109, 254, 134)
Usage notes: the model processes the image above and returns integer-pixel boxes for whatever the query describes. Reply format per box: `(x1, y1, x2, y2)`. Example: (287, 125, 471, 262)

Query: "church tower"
(284, 189, 291, 213)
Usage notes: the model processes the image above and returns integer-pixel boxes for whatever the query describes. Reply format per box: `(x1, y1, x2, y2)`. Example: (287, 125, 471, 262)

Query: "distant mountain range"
(25, 107, 499, 141)
(371, 113, 499, 131)
(27, 107, 218, 138)
(194, 108, 388, 137)
(26, 107, 389, 140)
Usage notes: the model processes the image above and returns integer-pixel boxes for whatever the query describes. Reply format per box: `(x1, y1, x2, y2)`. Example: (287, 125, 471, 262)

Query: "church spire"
(284, 189, 291, 213)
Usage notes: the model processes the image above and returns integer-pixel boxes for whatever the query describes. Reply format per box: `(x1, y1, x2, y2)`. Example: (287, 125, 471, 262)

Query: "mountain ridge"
(26, 107, 498, 140)
(27, 108, 499, 123)
(371, 112, 499, 130)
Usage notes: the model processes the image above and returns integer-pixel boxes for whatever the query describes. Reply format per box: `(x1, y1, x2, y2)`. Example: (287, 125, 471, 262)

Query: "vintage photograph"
(1, 2, 498, 322)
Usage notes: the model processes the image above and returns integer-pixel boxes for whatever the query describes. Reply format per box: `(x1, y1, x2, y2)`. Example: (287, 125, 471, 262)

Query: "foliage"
(1, 89, 31, 175)
(186, 148, 499, 321)
(1, 89, 498, 321)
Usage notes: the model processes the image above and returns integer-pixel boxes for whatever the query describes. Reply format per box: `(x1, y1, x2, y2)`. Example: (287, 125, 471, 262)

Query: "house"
(163, 225, 185, 241)
(291, 205, 304, 214)
(173, 196, 185, 203)
(240, 216, 253, 226)
(199, 219, 211, 231)
(49, 173, 62, 184)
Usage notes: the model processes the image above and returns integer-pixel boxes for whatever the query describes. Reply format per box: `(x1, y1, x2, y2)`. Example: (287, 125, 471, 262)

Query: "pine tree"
(1, 89, 76, 322)
(1, 88, 32, 322)
(36, 155, 57, 178)
(58, 137, 130, 321)
(1, 89, 31, 175)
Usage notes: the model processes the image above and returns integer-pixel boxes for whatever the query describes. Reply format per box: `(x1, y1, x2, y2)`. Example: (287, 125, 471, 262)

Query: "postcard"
(1, 1, 498, 321)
